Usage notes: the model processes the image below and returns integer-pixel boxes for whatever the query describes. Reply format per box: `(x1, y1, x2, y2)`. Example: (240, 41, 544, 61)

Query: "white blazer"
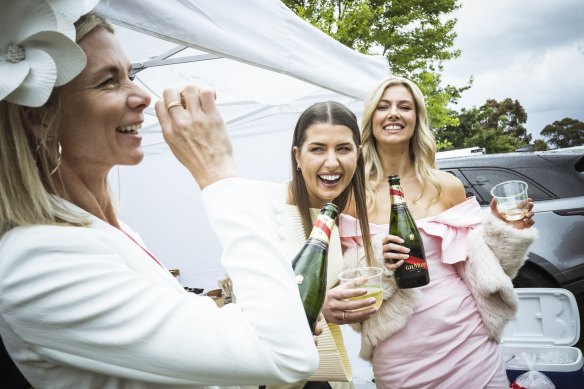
(0, 178, 318, 388)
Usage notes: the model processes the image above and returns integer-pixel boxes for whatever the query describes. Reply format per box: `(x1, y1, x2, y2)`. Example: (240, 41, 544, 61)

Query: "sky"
(440, 0, 584, 140)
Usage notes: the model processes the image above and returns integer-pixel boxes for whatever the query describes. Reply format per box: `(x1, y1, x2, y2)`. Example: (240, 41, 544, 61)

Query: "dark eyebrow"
(307, 142, 354, 147)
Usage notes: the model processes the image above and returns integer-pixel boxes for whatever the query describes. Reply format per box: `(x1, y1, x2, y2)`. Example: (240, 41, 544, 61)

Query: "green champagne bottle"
(291, 203, 339, 333)
(388, 175, 430, 288)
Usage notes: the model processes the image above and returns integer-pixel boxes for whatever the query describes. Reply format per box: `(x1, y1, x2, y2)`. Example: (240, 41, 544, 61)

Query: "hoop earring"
(296, 165, 301, 171)
(34, 137, 62, 175)
(50, 141, 62, 175)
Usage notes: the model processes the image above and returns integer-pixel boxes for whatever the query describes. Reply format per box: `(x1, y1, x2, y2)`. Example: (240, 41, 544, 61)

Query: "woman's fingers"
(341, 307, 377, 324)
(385, 259, 404, 270)
(382, 234, 404, 245)
(198, 86, 217, 113)
(490, 197, 536, 230)
(322, 285, 378, 324)
(155, 84, 236, 189)
(381, 234, 409, 267)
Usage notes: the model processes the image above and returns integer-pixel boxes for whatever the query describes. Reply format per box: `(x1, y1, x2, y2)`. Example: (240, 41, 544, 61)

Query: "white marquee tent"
(96, 0, 389, 381)
(96, 0, 390, 292)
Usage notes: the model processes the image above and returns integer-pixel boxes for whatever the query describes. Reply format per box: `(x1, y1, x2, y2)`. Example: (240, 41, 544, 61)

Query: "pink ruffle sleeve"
(339, 197, 483, 265)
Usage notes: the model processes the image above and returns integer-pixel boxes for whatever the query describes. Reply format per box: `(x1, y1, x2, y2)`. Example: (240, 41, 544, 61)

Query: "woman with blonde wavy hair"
(330, 76, 539, 388)
(360, 76, 440, 215)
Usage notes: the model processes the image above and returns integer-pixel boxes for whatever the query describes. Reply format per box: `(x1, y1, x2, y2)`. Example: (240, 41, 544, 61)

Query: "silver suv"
(436, 147, 584, 299)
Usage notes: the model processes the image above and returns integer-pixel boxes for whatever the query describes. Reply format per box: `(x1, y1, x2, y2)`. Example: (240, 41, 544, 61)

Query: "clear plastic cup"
(338, 267, 383, 310)
(491, 180, 529, 221)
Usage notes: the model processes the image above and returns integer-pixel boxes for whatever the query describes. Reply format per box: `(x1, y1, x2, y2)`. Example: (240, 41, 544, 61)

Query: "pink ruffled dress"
(339, 198, 509, 389)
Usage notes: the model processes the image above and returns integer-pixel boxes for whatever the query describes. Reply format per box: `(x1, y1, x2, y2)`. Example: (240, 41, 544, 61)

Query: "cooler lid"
(500, 288, 581, 347)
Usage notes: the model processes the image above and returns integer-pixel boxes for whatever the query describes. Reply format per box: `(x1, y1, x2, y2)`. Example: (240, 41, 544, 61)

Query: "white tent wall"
(98, 0, 387, 381)
(98, 0, 390, 289)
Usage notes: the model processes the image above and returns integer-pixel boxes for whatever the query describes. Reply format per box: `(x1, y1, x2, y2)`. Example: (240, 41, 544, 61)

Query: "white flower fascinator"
(0, 0, 100, 107)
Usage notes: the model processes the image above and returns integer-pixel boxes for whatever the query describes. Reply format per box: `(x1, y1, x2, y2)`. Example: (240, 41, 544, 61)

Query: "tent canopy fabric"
(95, 0, 391, 291)
(95, 0, 389, 100)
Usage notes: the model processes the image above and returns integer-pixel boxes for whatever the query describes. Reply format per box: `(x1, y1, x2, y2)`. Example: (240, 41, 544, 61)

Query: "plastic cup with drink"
(338, 267, 383, 310)
(491, 180, 529, 221)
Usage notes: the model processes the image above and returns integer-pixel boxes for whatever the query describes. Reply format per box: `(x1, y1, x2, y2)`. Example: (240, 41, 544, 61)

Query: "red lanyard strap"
(122, 230, 163, 268)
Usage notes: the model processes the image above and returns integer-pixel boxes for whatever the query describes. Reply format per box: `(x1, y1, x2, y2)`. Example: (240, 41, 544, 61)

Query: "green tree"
(534, 139, 548, 151)
(482, 98, 531, 144)
(436, 98, 530, 153)
(465, 126, 523, 154)
(435, 106, 482, 150)
(282, 0, 470, 130)
(540, 118, 584, 149)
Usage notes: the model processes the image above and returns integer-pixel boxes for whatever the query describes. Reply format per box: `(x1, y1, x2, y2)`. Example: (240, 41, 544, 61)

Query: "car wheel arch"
(514, 260, 559, 289)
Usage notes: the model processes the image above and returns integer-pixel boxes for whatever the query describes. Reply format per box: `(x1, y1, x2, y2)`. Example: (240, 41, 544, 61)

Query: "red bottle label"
(403, 255, 428, 270)
(390, 188, 405, 198)
(314, 218, 332, 238)
(389, 186, 407, 204)
(308, 215, 335, 244)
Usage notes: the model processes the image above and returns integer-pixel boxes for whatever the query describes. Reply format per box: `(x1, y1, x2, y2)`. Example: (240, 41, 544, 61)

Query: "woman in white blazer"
(0, 6, 317, 389)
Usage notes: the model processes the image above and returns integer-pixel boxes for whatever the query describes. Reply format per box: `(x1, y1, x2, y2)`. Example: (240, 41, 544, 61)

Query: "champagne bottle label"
(309, 215, 334, 240)
(389, 188, 406, 204)
(295, 215, 334, 285)
(403, 255, 428, 270)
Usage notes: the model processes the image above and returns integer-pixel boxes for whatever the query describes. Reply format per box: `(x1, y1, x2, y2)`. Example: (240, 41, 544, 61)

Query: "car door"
(442, 166, 584, 296)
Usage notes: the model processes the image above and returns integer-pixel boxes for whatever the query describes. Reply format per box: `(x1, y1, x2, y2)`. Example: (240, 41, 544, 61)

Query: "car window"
(458, 168, 554, 203)
(443, 169, 481, 202)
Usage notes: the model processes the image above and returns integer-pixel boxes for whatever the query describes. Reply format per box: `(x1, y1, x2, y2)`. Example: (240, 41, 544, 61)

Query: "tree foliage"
(282, 0, 460, 74)
(281, 0, 470, 130)
(540, 118, 584, 149)
(534, 139, 548, 151)
(436, 98, 530, 153)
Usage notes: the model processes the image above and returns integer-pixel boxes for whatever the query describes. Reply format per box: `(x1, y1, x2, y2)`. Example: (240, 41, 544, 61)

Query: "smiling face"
(293, 123, 359, 209)
(372, 84, 417, 146)
(57, 27, 151, 175)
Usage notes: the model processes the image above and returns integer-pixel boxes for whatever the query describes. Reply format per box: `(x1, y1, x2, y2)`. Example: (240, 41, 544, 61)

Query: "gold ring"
(166, 101, 183, 111)
(342, 311, 346, 321)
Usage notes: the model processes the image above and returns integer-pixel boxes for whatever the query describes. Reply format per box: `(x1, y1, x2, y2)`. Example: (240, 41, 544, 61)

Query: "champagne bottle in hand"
(292, 203, 339, 333)
(388, 175, 429, 288)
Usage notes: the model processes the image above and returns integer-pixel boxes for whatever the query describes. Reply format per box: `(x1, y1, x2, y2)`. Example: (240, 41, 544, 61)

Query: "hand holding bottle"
(387, 175, 430, 288)
(313, 316, 323, 346)
(380, 234, 409, 270)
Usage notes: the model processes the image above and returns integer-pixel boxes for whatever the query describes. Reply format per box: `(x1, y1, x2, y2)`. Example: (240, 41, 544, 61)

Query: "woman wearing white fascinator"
(0, 1, 318, 388)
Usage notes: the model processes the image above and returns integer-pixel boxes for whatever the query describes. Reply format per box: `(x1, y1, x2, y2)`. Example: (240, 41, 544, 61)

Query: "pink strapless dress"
(339, 198, 509, 389)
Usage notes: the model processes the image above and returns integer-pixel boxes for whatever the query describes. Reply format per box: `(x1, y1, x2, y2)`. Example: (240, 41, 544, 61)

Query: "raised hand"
(155, 84, 236, 189)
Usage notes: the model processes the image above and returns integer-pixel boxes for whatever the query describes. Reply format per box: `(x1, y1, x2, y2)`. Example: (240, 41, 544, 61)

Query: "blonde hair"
(361, 76, 441, 211)
(0, 12, 113, 237)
